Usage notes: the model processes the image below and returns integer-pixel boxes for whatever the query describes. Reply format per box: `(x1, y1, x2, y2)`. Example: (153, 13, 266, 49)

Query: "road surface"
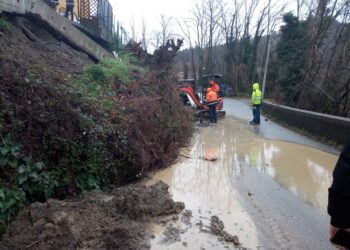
(149, 98, 339, 250)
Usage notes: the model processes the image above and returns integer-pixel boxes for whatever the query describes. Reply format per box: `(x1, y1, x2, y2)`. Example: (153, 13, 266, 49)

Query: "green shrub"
(0, 16, 9, 32)
(76, 173, 100, 193)
(0, 134, 59, 234)
(69, 57, 135, 114)
(0, 187, 26, 235)
(80, 58, 131, 86)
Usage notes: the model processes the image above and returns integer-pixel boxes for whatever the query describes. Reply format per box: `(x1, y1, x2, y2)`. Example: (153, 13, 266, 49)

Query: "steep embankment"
(0, 14, 192, 236)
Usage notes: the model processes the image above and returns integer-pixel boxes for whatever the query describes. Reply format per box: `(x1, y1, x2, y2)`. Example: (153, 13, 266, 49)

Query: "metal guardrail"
(42, 0, 115, 45)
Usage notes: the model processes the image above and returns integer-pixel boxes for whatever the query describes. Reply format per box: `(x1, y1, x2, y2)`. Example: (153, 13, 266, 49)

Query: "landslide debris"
(0, 13, 192, 234)
(0, 181, 184, 250)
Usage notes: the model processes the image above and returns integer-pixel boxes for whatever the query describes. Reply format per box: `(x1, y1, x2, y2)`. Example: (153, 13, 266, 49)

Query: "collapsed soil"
(0, 15, 92, 80)
(0, 181, 185, 250)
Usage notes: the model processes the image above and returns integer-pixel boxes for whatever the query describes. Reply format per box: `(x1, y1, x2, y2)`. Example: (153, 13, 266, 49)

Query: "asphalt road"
(150, 98, 339, 250)
(224, 98, 339, 154)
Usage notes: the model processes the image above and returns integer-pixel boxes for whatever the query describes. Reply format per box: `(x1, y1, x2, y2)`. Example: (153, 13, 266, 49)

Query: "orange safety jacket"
(206, 90, 218, 103)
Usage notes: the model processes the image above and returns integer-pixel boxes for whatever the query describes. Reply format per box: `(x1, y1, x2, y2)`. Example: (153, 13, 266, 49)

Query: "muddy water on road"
(149, 117, 338, 249)
(237, 139, 338, 212)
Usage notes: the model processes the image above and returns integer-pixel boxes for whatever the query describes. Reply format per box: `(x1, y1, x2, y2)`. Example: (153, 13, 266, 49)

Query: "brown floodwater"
(149, 117, 338, 249)
(236, 138, 338, 212)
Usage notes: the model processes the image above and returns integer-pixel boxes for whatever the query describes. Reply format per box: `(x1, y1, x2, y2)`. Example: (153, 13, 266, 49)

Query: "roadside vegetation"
(0, 16, 9, 32)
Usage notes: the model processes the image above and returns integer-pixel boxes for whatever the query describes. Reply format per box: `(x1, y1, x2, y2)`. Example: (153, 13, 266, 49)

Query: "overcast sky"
(111, 0, 194, 38)
(111, 0, 296, 49)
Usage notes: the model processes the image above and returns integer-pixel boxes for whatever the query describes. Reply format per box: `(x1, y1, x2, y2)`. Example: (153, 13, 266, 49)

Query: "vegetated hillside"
(0, 14, 192, 234)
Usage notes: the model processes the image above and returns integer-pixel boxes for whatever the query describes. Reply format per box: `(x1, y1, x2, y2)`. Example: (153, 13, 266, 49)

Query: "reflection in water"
(150, 120, 259, 249)
(238, 139, 338, 212)
(149, 117, 338, 249)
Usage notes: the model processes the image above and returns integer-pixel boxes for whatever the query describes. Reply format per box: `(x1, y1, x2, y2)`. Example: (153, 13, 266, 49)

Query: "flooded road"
(236, 139, 337, 212)
(149, 99, 339, 249)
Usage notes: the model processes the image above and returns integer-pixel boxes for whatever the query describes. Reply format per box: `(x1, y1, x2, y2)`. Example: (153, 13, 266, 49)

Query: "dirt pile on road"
(0, 181, 184, 250)
(210, 216, 240, 246)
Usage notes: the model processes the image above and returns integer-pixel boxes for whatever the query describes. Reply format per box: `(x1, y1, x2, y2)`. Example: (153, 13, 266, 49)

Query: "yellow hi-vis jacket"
(251, 83, 262, 105)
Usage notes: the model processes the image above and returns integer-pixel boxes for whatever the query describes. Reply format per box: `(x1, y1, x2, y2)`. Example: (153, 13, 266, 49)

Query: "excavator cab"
(201, 74, 224, 110)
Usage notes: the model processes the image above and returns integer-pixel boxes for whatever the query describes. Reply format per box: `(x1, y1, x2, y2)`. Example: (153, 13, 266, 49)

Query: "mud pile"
(210, 216, 240, 246)
(0, 181, 184, 250)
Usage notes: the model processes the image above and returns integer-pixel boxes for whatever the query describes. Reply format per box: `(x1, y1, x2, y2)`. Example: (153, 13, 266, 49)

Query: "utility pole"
(262, 35, 271, 99)
(262, 0, 272, 100)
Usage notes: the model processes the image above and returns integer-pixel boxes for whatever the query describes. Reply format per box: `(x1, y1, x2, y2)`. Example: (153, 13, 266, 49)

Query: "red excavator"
(177, 74, 225, 122)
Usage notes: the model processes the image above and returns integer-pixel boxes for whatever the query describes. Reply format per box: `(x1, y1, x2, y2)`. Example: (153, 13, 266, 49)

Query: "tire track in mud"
(234, 161, 293, 249)
(248, 194, 295, 250)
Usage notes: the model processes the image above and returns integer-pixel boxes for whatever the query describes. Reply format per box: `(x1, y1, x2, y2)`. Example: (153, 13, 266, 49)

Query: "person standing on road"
(328, 141, 350, 248)
(65, 0, 74, 21)
(205, 88, 218, 123)
(250, 82, 262, 125)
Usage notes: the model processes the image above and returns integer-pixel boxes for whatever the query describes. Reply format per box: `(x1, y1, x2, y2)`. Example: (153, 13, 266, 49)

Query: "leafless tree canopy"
(172, 0, 350, 116)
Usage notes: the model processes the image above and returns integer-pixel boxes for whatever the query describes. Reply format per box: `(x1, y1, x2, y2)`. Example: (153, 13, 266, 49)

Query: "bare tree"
(141, 17, 150, 51)
(178, 18, 197, 79)
(297, 0, 350, 108)
(296, 0, 307, 19)
(129, 14, 138, 41)
(262, 1, 286, 98)
(190, 0, 208, 79)
(205, 0, 222, 73)
(160, 15, 173, 45)
(150, 31, 162, 50)
(247, 2, 268, 84)
(232, 0, 244, 95)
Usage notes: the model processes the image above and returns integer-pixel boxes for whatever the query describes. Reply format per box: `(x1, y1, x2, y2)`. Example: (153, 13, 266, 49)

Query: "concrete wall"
(0, 0, 113, 61)
(263, 101, 350, 145)
(0, 0, 30, 14)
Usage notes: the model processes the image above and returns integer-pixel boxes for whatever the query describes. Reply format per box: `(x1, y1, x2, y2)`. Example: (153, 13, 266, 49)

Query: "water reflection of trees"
(167, 120, 244, 212)
(239, 140, 337, 212)
(161, 118, 337, 214)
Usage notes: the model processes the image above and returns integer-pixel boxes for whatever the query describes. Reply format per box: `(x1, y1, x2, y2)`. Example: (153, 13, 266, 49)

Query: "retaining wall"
(263, 101, 350, 145)
(0, 0, 113, 61)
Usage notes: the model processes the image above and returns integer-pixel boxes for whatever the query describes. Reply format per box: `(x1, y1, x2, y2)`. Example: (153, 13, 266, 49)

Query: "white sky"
(110, 0, 296, 48)
(111, 0, 194, 38)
